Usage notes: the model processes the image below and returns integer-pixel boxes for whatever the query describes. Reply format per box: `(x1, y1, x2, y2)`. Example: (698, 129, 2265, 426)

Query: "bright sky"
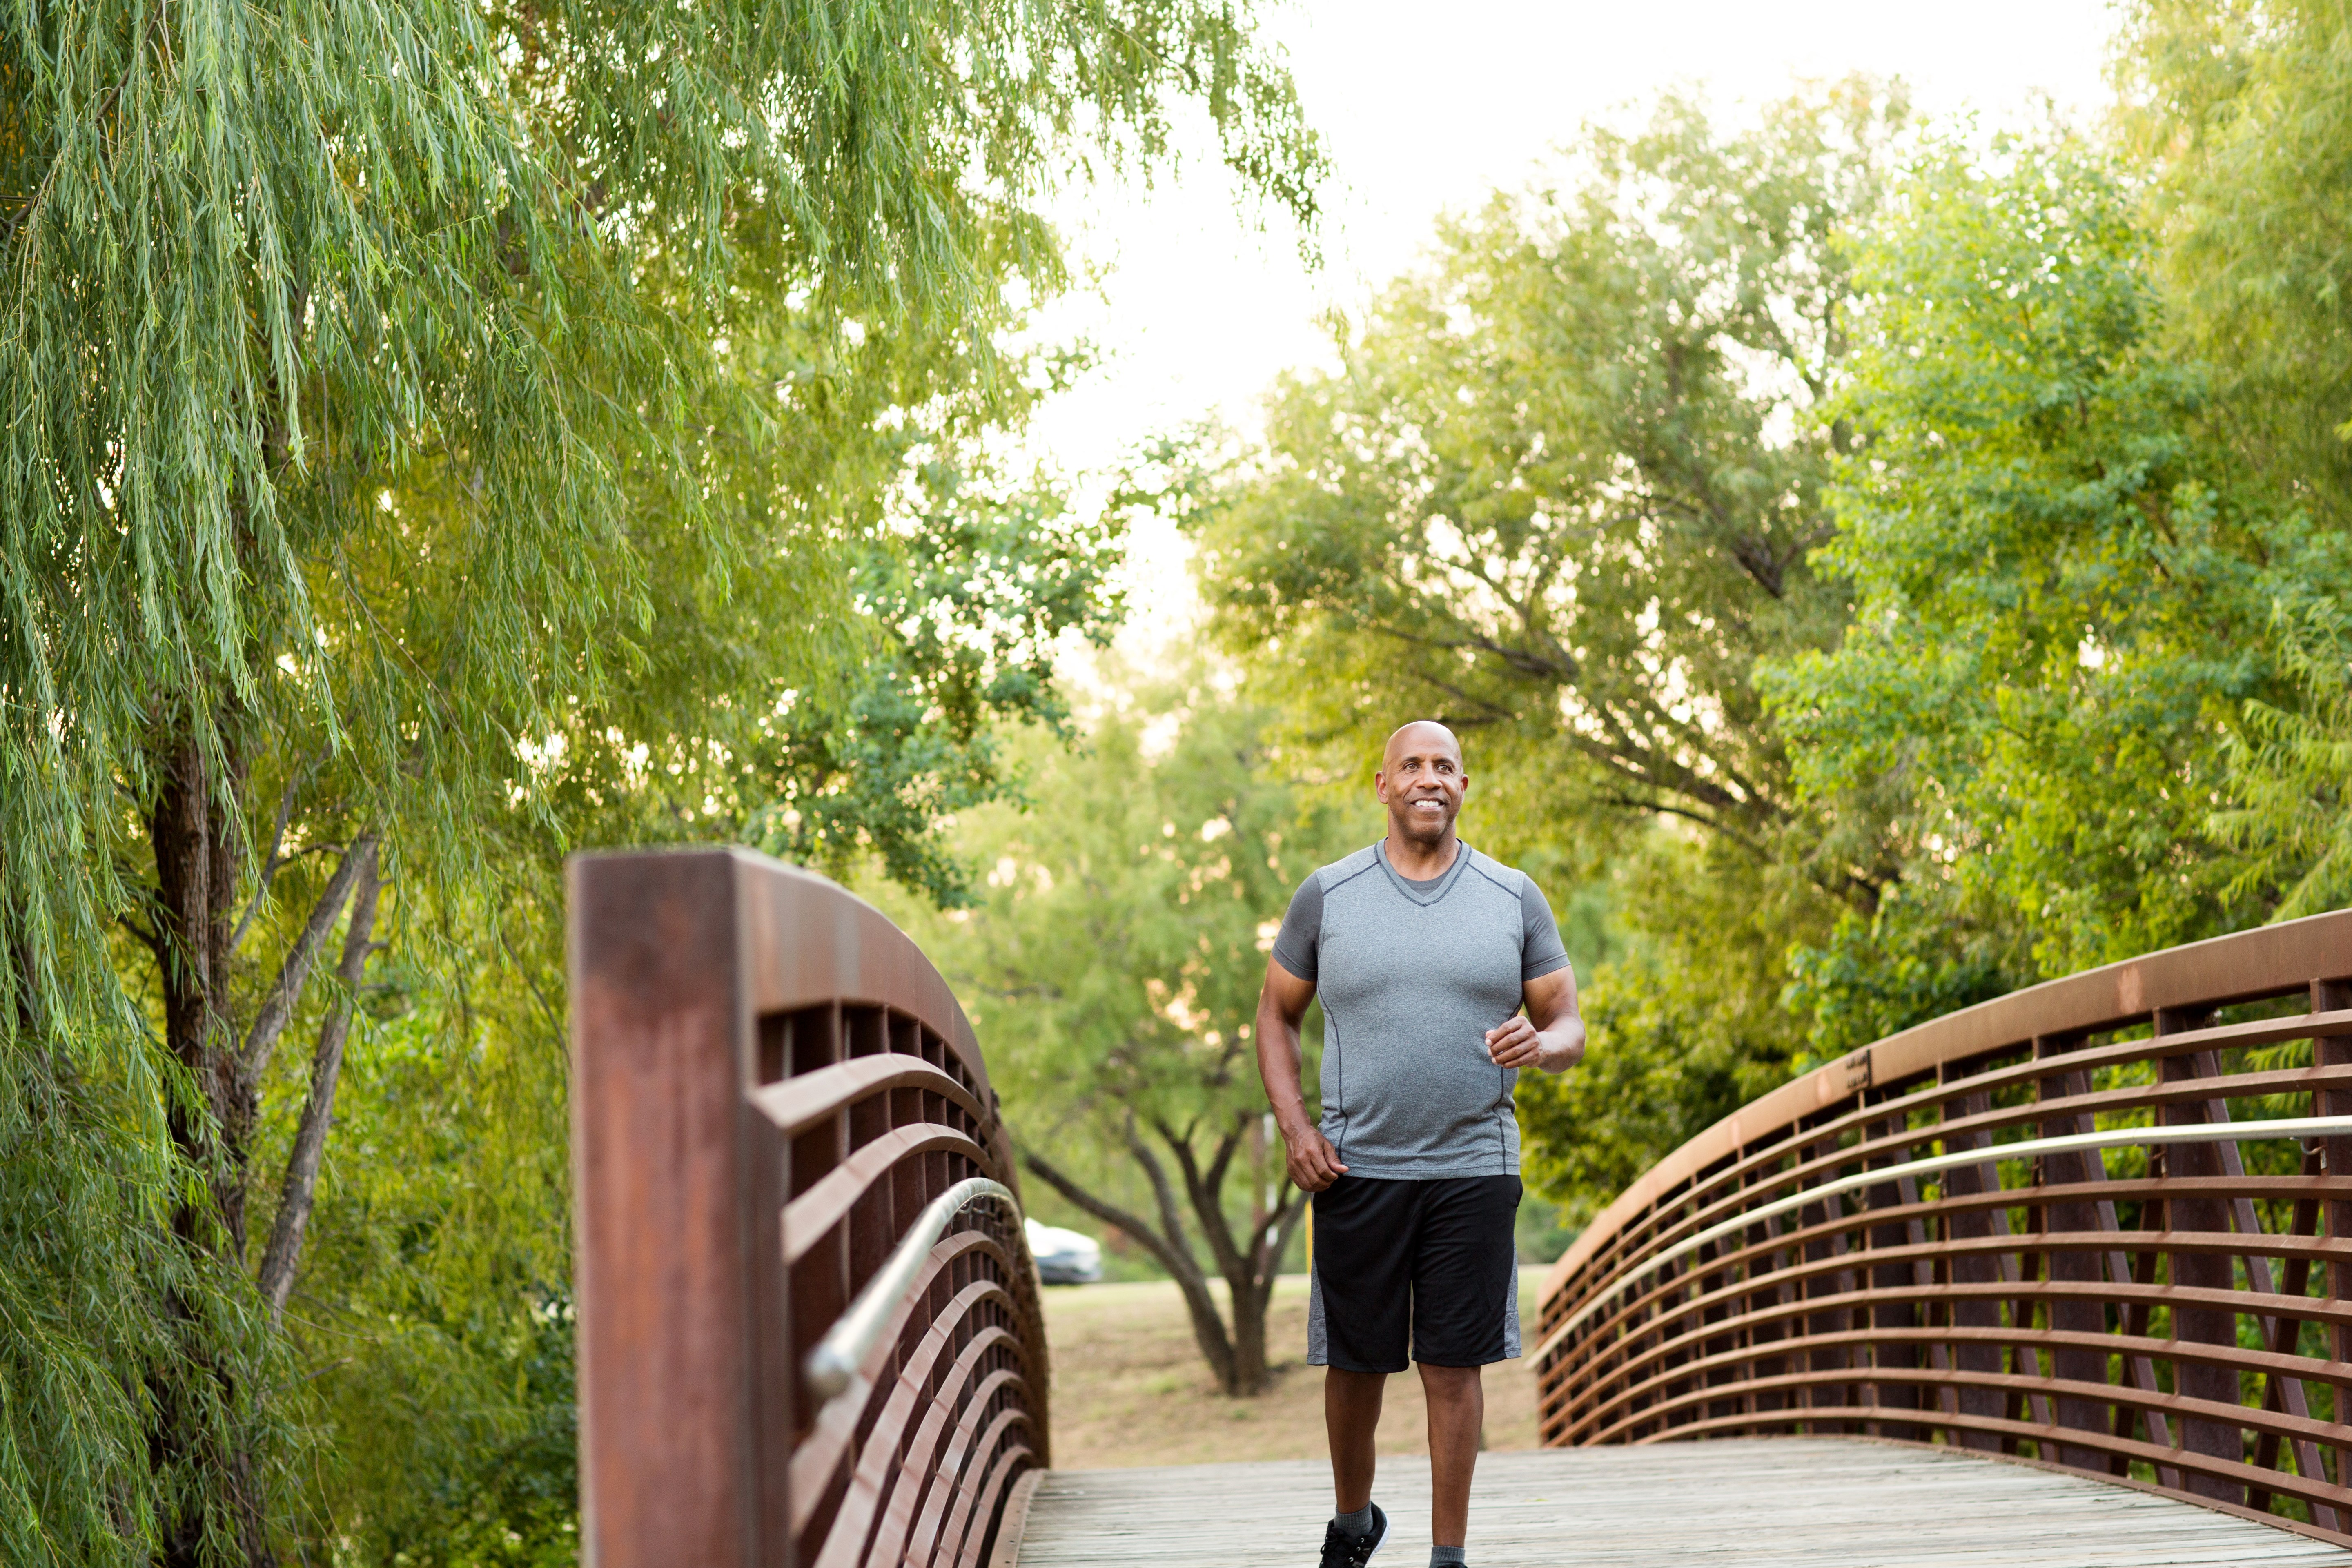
(1029, 0, 2123, 661)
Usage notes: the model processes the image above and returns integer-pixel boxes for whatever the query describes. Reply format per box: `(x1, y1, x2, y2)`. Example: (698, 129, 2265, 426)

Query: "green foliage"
(2123, 0, 2352, 514)
(1187, 82, 1905, 875)
(1189, 84, 2352, 1227)
(755, 475, 1127, 905)
(907, 691, 1357, 1134)
(2213, 599, 2352, 918)
(1, 0, 1323, 1556)
(1515, 828, 1817, 1222)
(0, 1060, 179, 1566)
(1780, 893, 2018, 1065)
(261, 881, 577, 1564)
(1762, 131, 2352, 1023)
(2117, 0, 2352, 928)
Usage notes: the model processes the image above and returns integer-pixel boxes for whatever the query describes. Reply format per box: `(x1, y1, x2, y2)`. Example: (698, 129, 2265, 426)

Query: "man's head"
(1375, 720, 1468, 849)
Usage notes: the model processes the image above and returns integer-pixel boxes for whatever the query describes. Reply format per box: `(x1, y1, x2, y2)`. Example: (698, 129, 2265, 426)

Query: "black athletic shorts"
(1306, 1173, 1522, 1373)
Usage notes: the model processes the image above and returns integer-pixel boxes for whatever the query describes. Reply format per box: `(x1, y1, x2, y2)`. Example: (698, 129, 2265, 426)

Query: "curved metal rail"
(1535, 908, 2352, 1545)
(806, 1178, 1020, 1399)
(571, 849, 1049, 1568)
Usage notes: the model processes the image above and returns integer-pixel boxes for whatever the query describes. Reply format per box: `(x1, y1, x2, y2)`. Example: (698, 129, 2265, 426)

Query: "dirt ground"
(1039, 1272, 1548, 1470)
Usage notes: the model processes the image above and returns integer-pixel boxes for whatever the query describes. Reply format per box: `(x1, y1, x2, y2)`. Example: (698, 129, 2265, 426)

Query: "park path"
(1001, 1437, 2352, 1568)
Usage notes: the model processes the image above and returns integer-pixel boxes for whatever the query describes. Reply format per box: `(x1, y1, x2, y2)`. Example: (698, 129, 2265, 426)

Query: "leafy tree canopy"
(2116, 0, 2352, 926)
(1180, 76, 2352, 1223)
(0, 0, 1324, 1558)
(2124, 0, 2352, 516)
(1764, 131, 2352, 1054)
(1187, 81, 1905, 885)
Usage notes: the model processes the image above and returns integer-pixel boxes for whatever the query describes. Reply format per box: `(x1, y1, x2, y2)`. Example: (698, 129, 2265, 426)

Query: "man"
(1256, 720, 1585, 1568)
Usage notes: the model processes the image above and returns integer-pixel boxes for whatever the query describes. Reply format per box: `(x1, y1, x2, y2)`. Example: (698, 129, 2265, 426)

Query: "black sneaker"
(1319, 1502, 1389, 1568)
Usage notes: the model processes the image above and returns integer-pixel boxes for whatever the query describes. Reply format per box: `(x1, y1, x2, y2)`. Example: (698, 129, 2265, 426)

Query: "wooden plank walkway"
(1004, 1439, 2352, 1567)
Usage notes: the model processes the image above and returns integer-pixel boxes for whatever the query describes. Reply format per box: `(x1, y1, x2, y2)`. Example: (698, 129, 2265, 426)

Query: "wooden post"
(571, 851, 795, 1568)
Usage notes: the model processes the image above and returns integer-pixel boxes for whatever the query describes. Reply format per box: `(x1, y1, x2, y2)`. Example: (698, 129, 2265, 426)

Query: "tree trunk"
(148, 724, 282, 1568)
(1023, 1140, 1242, 1390)
(1154, 1114, 1313, 1394)
(1023, 1110, 1310, 1397)
(149, 724, 374, 1568)
(151, 729, 241, 1245)
(241, 835, 377, 1085)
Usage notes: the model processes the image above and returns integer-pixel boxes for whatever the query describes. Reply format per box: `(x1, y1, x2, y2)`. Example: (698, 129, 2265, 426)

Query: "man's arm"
(1255, 954, 1348, 1191)
(1485, 964, 1586, 1072)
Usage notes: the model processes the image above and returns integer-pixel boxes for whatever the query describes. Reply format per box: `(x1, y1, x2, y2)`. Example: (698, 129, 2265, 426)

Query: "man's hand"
(1486, 965, 1586, 1072)
(1279, 1119, 1349, 1192)
(1484, 1015, 1549, 1068)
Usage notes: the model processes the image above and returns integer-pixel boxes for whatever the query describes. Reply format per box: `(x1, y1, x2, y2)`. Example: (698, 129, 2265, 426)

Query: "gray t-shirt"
(1271, 842, 1570, 1178)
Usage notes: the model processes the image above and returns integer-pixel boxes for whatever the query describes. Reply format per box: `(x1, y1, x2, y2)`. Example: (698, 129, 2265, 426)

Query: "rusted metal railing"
(571, 849, 1049, 1568)
(1534, 909, 2352, 1544)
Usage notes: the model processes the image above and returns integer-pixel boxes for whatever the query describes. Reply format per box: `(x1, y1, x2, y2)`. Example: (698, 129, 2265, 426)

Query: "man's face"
(1375, 723, 1468, 847)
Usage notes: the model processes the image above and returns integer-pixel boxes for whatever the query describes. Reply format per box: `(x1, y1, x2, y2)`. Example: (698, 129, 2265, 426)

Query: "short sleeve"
(1520, 877, 1571, 981)
(1270, 871, 1324, 982)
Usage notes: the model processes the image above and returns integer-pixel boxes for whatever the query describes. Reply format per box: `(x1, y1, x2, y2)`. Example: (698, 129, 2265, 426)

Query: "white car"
(1024, 1218, 1103, 1285)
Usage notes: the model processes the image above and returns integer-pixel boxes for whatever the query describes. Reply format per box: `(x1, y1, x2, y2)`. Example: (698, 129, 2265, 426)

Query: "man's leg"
(1325, 1368, 1387, 1512)
(1309, 1174, 1412, 1561)
(1405, 1176, 1521, 1563)
(1416, 1363, 1483, 1548)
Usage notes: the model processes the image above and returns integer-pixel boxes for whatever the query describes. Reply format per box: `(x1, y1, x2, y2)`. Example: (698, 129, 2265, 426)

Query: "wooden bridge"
(568, 849, 2352, 1567)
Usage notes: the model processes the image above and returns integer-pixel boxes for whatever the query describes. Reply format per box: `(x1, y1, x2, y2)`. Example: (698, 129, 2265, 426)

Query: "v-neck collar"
(1375, 839, 1474, 907)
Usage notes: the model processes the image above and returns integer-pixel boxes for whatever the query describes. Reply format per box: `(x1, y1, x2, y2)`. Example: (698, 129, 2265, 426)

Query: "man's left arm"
(1485, 966, 1585, 1072)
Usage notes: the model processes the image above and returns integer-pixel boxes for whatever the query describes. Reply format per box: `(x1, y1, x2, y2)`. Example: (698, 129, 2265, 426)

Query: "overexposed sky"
(1029, 0, 2123, 656)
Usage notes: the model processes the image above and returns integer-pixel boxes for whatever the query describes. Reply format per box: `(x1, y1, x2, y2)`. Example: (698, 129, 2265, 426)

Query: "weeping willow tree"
(0, 2, 1321, 1561)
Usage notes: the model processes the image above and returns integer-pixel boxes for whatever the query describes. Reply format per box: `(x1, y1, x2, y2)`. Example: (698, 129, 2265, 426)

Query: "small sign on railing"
(1841, 1047, 1872, 1096)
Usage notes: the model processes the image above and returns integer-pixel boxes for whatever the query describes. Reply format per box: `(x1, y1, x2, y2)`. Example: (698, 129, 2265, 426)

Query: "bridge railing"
(1534, 909, 2352, 1544)
(570, 849, 1048, 1568)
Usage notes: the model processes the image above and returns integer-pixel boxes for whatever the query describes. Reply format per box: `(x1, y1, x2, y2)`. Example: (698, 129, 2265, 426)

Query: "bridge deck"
(1004, 1438, 2352, 1568)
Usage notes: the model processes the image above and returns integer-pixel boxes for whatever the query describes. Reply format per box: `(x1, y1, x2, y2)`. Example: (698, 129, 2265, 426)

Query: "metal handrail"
(804, 1177, 1021, 1399)
(1531, 1114, 2352, 1366)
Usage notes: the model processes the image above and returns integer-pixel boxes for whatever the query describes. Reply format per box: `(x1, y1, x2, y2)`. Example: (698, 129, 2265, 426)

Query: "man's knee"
(1416, 1361, 1482, 1402)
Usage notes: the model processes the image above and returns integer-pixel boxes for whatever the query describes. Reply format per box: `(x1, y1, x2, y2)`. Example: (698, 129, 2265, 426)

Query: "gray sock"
(1430, 1548, 1466, 1568)
(1334, 1504, 1375, 1539)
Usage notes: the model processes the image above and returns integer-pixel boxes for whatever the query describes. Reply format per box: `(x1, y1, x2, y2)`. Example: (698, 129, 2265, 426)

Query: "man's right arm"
(1256, 956, 1348, 1191)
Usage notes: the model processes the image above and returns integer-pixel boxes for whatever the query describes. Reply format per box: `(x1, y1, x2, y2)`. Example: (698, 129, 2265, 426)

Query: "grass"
(1039, 1270, 1550, 1470)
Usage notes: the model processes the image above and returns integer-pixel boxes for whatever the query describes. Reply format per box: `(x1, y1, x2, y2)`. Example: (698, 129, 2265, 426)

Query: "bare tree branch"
(240, 833, 377, 1081)
(1022, 1140, 1241, 1390)
(258, 844, 380, 1322)
(1155, 1115, 1252, 1288)
(1123, 1116, 1198, 1265)
(1019, 1145, 1180, 1276)
(228, 760, 312, 952)
(1201, 1116, 1243, 1204)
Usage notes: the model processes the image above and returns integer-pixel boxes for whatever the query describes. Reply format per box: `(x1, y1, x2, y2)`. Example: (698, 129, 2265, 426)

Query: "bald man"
(1256, 721, 1585, 1568)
